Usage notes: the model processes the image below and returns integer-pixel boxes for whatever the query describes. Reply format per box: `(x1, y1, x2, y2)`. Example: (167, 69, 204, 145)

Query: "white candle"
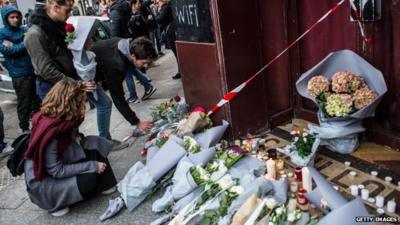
(385, 176, 393, 183)
(234, 139, 241, 146)
(361, 189, 369, 200)
(350, 185, 359, 196)
(302, 167, 312, 192)
(387, 200, 396, 213)
(276, 160, 284, 170)
(376, 195, 385, 208)
(288, 198, 297, 212)
(266, 159, 276, 180)
(290, 182, 298, 193)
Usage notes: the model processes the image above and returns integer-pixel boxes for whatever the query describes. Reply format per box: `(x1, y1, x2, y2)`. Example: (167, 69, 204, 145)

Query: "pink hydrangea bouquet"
(306, 71, 378, 118)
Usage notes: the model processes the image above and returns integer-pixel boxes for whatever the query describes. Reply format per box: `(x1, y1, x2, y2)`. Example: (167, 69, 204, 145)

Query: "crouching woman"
(24, 79, 117, 216)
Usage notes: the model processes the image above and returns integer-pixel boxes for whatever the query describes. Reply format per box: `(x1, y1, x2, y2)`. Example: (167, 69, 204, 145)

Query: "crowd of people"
(0, 0, 182, 217)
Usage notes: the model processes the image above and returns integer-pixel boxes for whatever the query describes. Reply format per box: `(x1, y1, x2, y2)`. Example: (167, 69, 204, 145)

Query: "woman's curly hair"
(41, 79, 87, 121)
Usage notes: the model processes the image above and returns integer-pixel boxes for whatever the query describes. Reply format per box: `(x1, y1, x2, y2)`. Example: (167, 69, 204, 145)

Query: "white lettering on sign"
(176, 3, 200, 27)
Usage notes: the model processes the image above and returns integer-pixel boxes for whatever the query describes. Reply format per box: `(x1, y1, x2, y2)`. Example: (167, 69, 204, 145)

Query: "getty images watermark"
(355, 216, 398, 223)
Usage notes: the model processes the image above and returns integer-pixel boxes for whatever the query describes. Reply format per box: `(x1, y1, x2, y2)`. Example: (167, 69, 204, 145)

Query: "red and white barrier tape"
(207, 0, 363, 116)
(349, 0, 372, 44)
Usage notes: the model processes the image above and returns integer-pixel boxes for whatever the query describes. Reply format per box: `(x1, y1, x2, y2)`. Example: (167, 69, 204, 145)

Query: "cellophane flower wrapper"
(296, 50, 387, 154)
(304, 167, 371, 225)
(194, 120, 229, 149)
(277, 138, 320, 167)
(117, 138, 187, 211)
(151, 121, 229, 212)
(150, 157, 266, 225)
(152, 147, 216, 212)
(179, 111, 211, 135)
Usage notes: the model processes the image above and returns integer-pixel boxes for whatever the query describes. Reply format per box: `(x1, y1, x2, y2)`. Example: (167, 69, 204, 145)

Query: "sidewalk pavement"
(0, 51, 183, 225)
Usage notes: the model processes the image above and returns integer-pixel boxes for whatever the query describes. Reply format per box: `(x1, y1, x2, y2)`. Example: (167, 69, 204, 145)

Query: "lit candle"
(234, 139, 241, 146)
(266, 159, 276, 180)
(376, 195, 384, 208)
(350, 185, 358, 196)
(276, 159, 284, 170)
(288, 199, 297, 212)
(295, 167, 302, 182)
(361, 189, 369, 200)
(302, 167, 312, 192)
(387, 200, 396, 213)
(290, 182, 298, 193)
(320, 198, 329, 210)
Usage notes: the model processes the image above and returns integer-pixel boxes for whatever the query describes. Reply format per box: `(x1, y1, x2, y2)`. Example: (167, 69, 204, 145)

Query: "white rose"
(303, 137, 307, 142)
(265, 198, 277, 209)
(302, 132, 308, 137)
(218, 175, 234, 190)
(287, 212, 296, 222)
(294, 137, 299, 142)
(275, 206, 285, 215)
(229, 186, 244, 195)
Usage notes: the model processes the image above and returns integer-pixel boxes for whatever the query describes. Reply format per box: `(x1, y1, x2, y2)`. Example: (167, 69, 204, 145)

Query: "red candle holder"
(295, 167, 302, 182)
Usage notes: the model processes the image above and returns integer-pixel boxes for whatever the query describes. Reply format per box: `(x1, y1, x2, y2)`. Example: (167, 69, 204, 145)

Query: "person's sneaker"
(111, 140, 129, 151)
(0, 144, 14, 158)
(141, 86, 157, 100)
(51, 207, 70, 217)
(172, 73, 181, 79)
(127, 96, 140, 104)
(101, 186, 117, 195)
(158, 51, 165, 56)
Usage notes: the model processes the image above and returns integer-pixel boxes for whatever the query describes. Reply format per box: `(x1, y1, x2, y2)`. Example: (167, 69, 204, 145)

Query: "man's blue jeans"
(36, 79, 53, 100)
(88, 87, 112, 140)
(125, 67, 152, 99)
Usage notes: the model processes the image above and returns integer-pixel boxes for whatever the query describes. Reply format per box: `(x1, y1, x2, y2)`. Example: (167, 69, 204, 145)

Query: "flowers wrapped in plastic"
(304, 167, 371, 225)
(277, 129, 318, 166)
(152, 140, 245, 213)
(178, 107, 213, 135)
(296, 49, 387, 154)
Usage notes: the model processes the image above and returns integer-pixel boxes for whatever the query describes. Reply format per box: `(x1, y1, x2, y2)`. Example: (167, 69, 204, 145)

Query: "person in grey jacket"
(24, 80, 117, 217)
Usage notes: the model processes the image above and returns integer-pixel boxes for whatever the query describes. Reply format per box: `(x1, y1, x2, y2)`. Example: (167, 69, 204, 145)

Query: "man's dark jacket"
(109, 0, 131, 38)
(91, 38, 140, 125)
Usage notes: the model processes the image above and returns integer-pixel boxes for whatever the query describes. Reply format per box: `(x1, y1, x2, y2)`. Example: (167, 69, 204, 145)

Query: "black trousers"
(11, 75, 41, 131)
(76, 150, 117, 198)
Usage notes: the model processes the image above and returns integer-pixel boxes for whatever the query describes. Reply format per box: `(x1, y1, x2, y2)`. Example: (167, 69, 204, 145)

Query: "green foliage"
(294, 134, 316, 158)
